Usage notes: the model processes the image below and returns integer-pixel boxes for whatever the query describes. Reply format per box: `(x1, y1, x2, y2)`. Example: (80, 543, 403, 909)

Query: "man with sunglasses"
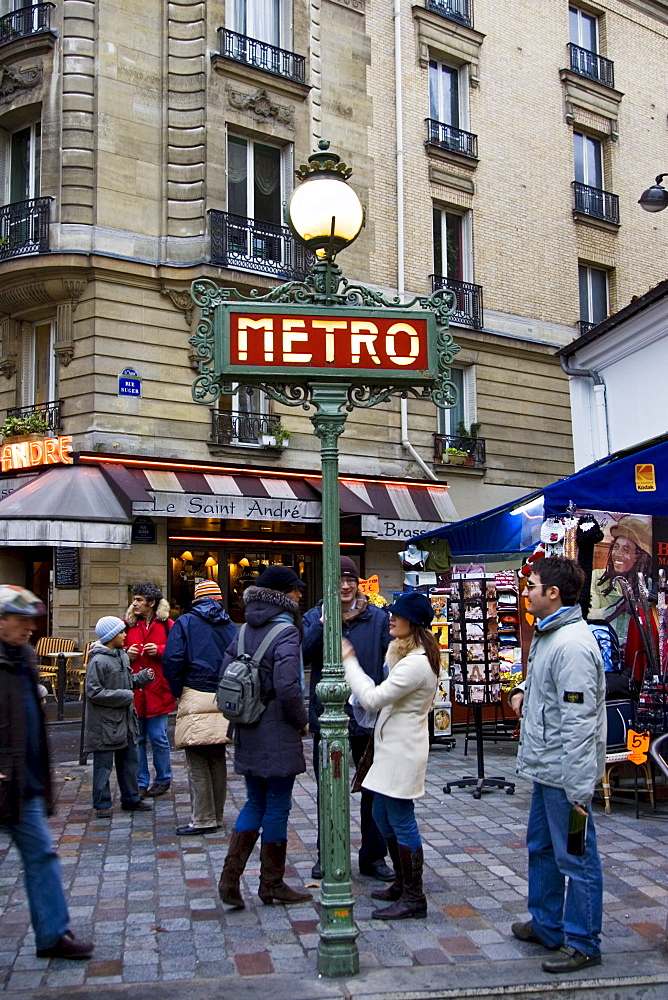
(509, 557, 605, 974)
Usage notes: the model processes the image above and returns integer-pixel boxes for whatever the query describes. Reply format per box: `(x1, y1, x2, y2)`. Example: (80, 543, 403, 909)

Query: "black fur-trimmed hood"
(243, 586, 303, 632)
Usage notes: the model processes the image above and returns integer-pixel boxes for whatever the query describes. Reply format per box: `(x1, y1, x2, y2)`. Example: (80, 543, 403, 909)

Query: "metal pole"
(311, 382, 359, 978)
(57, 652, 65, 722)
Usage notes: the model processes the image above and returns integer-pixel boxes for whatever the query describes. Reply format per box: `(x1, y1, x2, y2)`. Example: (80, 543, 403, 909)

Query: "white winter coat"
(343, 638, 437, 799)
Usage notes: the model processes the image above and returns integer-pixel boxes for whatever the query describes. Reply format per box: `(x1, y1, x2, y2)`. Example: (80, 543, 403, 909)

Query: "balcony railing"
(0, 198, 51, 259)
(211, 409, 281, 446)
(425, 0, 472, 28)
(210, 210, 313, 280)
(578, 320, 597, 337)
(6, 399, 63, 436)
(568, 43, 614, 89)
(572, 181, 619, 224)
(219, 28, 306, 84)
(426, 119, 478, 159)
(434, 433, 486, 468)
(0, 3, 54, 45)
(430, 274, 484, 329)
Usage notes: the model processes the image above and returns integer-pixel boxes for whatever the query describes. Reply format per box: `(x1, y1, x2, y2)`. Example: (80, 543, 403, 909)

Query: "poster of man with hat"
(588, 511, 652, 651)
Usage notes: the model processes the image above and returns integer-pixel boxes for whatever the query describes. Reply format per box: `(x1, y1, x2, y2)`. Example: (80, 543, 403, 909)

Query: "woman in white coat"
(342, 592, 439, 920)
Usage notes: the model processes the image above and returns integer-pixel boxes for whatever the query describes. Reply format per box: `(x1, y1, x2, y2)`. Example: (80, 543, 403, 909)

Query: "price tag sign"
(627, 729, 650, 764)
(358, 574, 379, 595)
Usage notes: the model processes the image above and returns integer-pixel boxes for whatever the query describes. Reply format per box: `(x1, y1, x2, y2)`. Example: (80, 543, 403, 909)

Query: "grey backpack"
(216, 622, 291, 725)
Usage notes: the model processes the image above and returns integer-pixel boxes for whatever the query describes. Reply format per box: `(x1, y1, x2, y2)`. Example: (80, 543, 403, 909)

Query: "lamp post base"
(317, 937, 360, 978)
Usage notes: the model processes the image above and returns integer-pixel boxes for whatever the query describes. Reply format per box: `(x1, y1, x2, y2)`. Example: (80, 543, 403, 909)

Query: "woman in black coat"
(218, 565, 312, 909)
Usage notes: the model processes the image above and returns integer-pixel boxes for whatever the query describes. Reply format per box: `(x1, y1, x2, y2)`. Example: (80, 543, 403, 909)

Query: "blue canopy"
(414, 435, 668, 557)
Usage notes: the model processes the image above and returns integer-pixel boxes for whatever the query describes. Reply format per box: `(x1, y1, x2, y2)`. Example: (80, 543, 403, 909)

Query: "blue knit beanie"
(95, 616, 126, 643)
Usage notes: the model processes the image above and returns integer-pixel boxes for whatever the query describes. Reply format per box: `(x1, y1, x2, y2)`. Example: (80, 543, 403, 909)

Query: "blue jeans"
(372, 792, 421, 851)
(92, 744, 140, 809)
(2, 796, 69, 950)
(235, 775, 295, 843)
(527, 782, 603, 956)
(137, 714, 171, 788)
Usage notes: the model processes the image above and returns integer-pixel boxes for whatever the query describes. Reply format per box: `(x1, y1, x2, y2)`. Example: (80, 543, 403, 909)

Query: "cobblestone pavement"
(1, 739, 667, 999)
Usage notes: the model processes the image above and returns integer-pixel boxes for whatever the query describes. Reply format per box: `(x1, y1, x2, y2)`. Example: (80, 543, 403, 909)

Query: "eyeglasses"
(525, 582, 546, 591)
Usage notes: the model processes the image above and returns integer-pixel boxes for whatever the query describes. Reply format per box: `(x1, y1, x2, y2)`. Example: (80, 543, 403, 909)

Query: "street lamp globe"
(288, 140, 364, 260)
(639, 174, 668, 213)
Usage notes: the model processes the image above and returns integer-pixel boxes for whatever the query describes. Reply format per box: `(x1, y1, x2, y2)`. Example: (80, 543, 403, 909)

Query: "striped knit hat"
(194, 580, 222, 601)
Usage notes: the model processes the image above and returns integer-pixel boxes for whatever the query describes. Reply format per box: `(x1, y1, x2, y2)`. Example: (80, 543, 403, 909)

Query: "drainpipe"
(394, 0, 437, 483)
(559, 357, 610, 460)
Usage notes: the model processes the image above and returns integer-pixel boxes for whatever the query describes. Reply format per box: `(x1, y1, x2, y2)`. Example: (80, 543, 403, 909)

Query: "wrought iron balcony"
(211, 409, 281, 446)
(0, 3, 54, 45)
(0, 198, 51, 259)
(209, 210, 313, 280)
(6, 399, 62, 435)
(568, 43, 614, 89)
(572, 182, 619, 224)
(430, 274, 484, 329)
(425, 0, 472, 28)
(433, 433, 486, 468)
(578, 320, 597, 337)
(219, 28, 306, 84)
(426, 119, 478, 159)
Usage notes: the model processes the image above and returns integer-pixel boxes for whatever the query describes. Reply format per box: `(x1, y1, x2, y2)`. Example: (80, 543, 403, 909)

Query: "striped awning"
(339, 479, 458, 539)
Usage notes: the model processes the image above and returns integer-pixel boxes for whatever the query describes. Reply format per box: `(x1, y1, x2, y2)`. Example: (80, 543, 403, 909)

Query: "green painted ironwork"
(189, 255, 459, 979)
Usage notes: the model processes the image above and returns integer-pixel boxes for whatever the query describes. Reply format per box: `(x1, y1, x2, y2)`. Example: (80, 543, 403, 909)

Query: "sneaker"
(94, 808, 112, 819)
(176, 824, 218, 836)
(121, 800, 152, 812)
(542, 946, 601, 974)
(36, 931, 94, 960)
(146, 783, 170, 797)
(511, 921, 560, 949)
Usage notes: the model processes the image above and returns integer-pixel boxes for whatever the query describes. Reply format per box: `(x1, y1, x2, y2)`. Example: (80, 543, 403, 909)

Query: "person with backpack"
(217, 565, 312, 909)
(163, 581, 238, 835)
(125, 583, 175, 798)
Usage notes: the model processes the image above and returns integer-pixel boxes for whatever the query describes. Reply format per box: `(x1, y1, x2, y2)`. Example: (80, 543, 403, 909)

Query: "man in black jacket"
(0, 586, 93, 960)
(303, 557, 392, 881)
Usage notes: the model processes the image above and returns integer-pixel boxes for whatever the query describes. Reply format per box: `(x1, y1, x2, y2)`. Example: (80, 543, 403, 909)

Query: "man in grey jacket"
(509, 557, 606, 974)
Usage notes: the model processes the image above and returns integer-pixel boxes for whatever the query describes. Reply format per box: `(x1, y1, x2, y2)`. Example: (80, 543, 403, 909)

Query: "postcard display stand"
(443, 576, 515, 798)
(429, 595, 455, 749)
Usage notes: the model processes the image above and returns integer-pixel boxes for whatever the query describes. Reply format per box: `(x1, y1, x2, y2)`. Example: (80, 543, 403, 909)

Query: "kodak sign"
(1, 435, 73, 473)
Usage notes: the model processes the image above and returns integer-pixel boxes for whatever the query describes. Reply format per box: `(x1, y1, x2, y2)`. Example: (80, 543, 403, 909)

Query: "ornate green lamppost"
(189, 140, 459, 978)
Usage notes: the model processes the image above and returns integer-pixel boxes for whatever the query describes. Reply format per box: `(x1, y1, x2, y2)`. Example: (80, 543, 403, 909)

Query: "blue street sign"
(118, 368, 142, 397)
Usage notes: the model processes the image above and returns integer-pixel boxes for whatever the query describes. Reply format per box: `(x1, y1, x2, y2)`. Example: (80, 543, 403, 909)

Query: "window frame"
(578, 264, 609, 326)
(432, 206, 473, 282)
(438, 365, 477, 437)
(429, 58, 469, 130)
(573, 131, 603, 189)
(569, 6, 599, 53)
(20, 318, 56, 408)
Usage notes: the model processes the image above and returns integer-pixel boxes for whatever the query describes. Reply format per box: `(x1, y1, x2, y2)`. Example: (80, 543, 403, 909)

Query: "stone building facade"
(0, 0, 665, 642)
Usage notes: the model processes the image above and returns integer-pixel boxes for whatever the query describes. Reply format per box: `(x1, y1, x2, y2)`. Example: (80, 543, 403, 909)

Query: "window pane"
(429, 62, 458, 126)
(33, 323, 51, 406)
(581, 12, 597, 51)
(227, 136, 247, 217)
(578, 264, 589, 320)
(573, 133, 584, 184)
(439, 367, 465, 434)
(445, 213, 462, 280)
(432, 207, 443, 275)
(10, 127, 30, 203)
(253, 142, 281, 224)
(33, 122, 40, 197)
(585, 136, 602, 188)
(590, 268, 607, 323)
(248, 0, 279, 46)
(429, 61, 439, 120)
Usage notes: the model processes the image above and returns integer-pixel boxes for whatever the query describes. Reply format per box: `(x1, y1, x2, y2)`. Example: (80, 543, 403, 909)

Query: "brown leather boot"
(372, 844, 427, 920)
(258, 841, 313, 905)
(371, 836, 403, 901)
(218, 829, 259, 908)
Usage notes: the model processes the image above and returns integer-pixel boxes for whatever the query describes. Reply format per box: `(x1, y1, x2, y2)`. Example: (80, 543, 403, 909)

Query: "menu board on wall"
(55, 547, 80, 589)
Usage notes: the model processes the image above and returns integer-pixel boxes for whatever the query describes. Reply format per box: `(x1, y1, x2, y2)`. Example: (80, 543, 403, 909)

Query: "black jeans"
(312, 730, 387, 868)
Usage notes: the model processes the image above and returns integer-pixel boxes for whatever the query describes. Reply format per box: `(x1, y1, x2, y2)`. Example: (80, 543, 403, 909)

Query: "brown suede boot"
(218, 829, 259, 908)
(372, 844, 427, 920)
(371, 836, 403, 901)
(258, 841, 313, 905)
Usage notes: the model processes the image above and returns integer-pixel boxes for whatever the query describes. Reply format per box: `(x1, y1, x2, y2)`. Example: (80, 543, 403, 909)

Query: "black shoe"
(542, 946, 602, 974)
(138, 786, 148, 799)
(146, 783, 170, 797)
(176, 824, 218, 836)
(359, 860, 395, 882)
(121, 800, 152, 812)
(37, 931, 94, 960)
(311, 858, 323, 880)
(94, 808, 112, 819)
(511, 920, 561, 949)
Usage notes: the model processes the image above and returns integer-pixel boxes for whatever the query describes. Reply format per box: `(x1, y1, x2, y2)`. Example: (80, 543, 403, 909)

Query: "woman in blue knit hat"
(342, 591, 439, 920)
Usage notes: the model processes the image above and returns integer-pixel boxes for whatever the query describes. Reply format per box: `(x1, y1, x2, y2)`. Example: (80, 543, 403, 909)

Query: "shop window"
(20, 319, 56, 408)
(578, 264, 608, 330)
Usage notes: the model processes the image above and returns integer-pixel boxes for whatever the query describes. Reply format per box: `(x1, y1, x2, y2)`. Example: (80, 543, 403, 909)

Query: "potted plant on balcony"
(261, 424, 292, 449)
(1, 412, 50, 443)
(456, 420, 481, 466)
(444, 447, 467, 466)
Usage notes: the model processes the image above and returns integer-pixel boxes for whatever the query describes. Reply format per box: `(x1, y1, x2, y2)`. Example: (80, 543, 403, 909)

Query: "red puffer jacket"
(125, 599, 176, 718)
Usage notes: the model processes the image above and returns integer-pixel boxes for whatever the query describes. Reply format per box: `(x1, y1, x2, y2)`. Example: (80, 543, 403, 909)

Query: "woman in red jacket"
(125, 583, 175, 796)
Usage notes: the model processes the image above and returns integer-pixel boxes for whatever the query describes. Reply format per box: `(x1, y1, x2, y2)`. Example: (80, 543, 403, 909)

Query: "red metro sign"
(215, 304, 440, 386)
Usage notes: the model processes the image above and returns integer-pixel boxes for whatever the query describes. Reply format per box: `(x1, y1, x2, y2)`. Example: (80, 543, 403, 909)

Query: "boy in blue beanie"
(84, 617, 155, 818)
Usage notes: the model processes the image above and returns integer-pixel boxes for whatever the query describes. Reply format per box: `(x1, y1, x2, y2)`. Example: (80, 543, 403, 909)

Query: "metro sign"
(214, 304, 440, 386)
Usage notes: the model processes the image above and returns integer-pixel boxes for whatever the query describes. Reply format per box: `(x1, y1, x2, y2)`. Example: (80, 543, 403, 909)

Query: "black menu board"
(55, 547, 80, 589)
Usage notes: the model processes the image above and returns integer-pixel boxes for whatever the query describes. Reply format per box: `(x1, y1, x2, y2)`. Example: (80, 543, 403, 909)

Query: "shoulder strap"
(250, 622, 293, 666)
(237, 623, 247, 656)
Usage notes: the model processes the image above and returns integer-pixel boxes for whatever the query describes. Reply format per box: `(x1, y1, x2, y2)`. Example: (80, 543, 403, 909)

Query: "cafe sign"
(1, 435, 73, 473)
